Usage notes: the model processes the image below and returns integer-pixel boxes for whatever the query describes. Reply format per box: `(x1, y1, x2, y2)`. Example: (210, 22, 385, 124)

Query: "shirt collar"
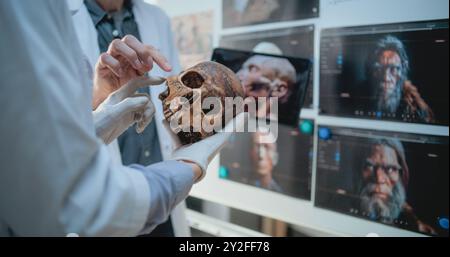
(84, 0, 134, 26)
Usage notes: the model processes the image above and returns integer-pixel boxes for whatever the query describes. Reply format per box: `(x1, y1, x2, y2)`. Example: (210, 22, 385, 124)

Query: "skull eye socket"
(181, 71, 205, 89)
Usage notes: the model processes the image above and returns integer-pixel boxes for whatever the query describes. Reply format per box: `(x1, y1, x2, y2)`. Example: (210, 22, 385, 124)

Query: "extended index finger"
(147, 45, 172, 72)
(122, 35, 172, 72)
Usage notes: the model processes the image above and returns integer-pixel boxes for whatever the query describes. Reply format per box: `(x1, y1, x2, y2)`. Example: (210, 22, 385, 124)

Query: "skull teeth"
(163, 102, 184, 120)
(163, 108, 172, 119)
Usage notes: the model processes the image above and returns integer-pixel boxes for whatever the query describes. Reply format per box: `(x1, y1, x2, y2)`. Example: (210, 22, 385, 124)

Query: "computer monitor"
(212, 48, 311, 127)
(220, 25, 315, 108)
(219, 120, 314, 200)
(222, 0, 319, 29)
(315, 126, 449, 236)
(320, 19, 449, 125)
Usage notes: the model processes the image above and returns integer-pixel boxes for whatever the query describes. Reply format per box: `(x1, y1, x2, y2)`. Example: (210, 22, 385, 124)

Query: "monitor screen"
(219, 120, 314, 200)
(320, 20, 449, 125)
(315, 126, 449, 236)
(222, 0, 319, 29)
(220, 25, 315, 108)
(212, 48, 311, 126)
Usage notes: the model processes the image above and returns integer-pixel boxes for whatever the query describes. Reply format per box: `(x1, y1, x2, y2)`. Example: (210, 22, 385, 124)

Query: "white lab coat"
(0, 0, 194, 237)
(67, 0, 190, 236)
(0, 0, 150, 236)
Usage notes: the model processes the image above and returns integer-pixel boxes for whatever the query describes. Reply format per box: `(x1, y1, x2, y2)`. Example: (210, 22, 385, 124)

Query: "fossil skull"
(159, 61, 244, 145)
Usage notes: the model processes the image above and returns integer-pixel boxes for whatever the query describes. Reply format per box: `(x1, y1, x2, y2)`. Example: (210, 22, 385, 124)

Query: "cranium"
(159, 61, 245, 145)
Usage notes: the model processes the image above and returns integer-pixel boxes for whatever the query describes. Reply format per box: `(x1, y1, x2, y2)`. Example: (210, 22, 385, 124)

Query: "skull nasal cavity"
(182, 71, 204, 89)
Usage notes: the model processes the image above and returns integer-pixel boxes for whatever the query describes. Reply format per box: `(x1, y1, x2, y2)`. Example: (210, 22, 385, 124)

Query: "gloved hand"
(93, 76, 165, 145)
(164, 113, 247, 182)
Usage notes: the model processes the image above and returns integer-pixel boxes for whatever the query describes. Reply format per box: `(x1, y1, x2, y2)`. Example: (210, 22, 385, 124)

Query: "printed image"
(315, 126, 449, 236)
(220, 121, 315, 200)
(172, 11, 214, 69)
(220, 26, 315, 108)
(223, 0, 319, 28)
(212, 48, 311, 126)
(320, 20, 449, 125)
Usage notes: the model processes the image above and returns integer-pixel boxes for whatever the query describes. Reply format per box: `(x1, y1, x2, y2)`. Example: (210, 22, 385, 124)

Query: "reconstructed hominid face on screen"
(237, 55, 296, 104)
(315, 126, 449, 236)
(220, 121, 314, 200)
(320, 20, 449, 125)
(212, 48, 311, 127)
(220, 26, 315, 108)
(250, 130, 278, 179)
(360, 140, 408, 224)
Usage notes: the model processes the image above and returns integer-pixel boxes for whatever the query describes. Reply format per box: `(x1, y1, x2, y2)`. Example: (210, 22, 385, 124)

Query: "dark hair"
(366, 35, 410, 78)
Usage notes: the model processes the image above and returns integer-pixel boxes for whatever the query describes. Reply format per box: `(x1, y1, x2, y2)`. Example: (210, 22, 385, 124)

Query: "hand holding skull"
(93, 76, 164, 145)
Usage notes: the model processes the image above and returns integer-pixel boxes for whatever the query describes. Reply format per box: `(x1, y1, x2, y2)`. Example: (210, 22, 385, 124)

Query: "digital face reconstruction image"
(237, 54, 297, 118)
(220, 121, 314, 201)
(315, 127, 449, 236)
(212, 48, 311, 127)
(220, 26, 315, 108)
(320, 20, 449, 125)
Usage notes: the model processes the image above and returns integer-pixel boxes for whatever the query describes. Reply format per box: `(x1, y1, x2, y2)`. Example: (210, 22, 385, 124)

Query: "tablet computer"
(212, 48, 311, 127)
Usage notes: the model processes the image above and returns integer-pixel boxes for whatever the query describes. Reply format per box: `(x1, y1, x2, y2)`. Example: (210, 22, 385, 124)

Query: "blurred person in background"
(0, 0, 241, 236)
(69, 0, 186, 236)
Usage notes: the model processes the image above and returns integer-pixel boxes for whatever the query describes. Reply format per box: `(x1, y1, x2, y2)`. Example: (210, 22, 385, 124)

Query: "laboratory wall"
(147, 0, 449, 237)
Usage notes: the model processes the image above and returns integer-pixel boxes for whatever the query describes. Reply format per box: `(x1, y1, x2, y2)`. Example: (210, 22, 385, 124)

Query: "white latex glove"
(93, 76, 165, 145)
(164, 112, 247, 182)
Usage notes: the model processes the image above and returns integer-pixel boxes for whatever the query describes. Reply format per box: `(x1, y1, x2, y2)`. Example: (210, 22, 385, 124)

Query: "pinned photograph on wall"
(172, 10, 214, 69)
(212, 48, 311, 127)
(222, 0, 319, 28)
